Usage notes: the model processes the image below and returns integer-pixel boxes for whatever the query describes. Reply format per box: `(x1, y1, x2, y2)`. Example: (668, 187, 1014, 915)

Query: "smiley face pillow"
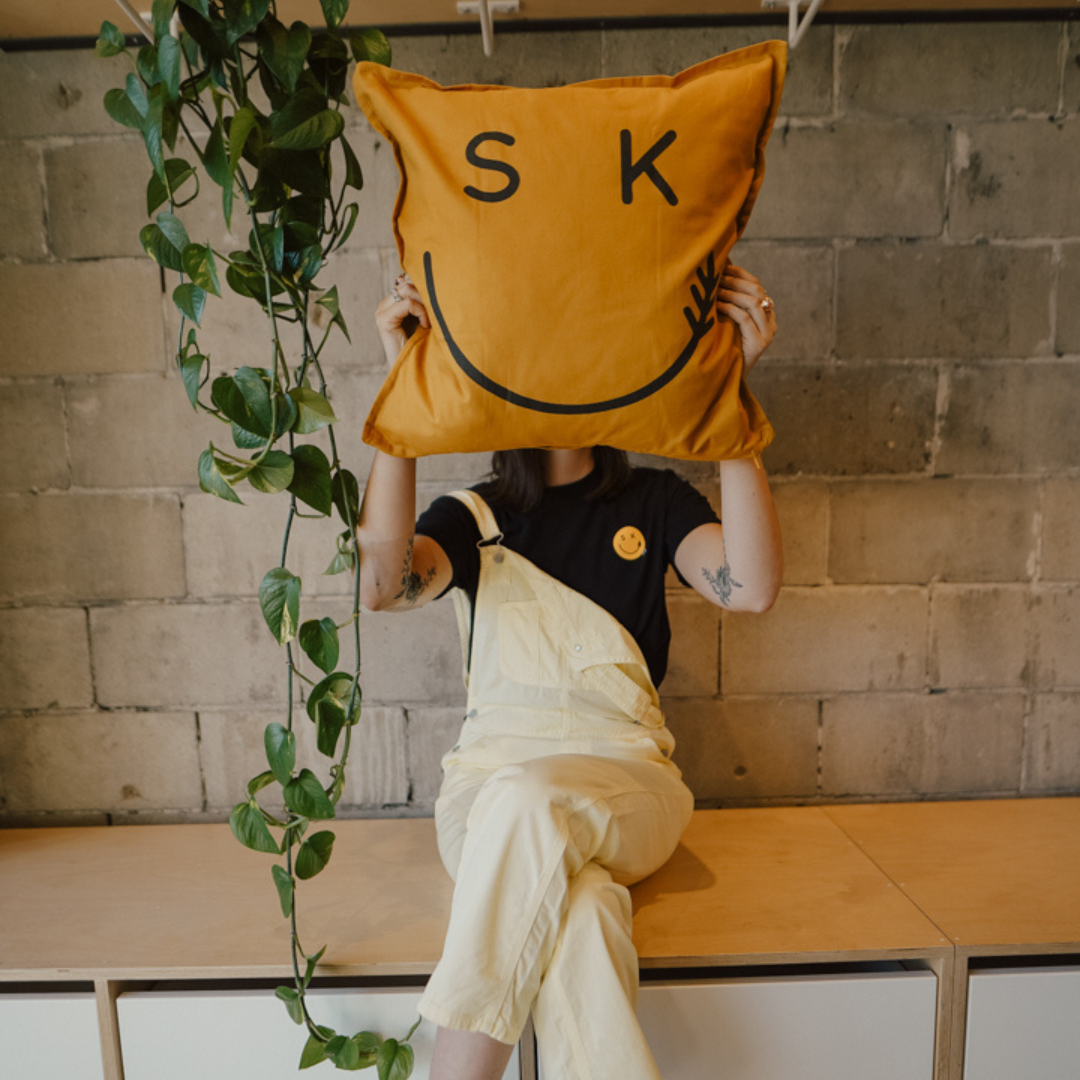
(353, 42, 785, 461)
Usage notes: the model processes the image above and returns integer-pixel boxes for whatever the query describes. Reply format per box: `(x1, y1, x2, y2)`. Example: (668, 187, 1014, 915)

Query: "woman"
(356, 265, 782, 1080)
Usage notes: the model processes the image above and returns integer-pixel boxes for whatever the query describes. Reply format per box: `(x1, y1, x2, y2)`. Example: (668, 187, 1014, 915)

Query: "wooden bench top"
(2, 800, 1076, 982)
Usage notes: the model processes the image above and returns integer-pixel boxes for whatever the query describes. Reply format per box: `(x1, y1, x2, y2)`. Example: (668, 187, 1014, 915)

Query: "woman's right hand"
(375, 272, 430, 365)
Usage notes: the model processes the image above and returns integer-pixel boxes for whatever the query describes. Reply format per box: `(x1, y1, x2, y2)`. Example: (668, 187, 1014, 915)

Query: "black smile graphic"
(423, 249, 721, 415)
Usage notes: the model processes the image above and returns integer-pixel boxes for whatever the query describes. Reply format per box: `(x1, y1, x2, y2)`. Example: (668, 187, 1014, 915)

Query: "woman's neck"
(542, 448, 595, 487)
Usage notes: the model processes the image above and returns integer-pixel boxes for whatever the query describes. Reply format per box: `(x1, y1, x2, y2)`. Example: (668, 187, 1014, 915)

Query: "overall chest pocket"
(496, 600, 563, 687)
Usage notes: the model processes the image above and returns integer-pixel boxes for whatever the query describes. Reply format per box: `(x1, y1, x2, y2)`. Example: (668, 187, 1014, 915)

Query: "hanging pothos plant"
(97, 2, 415, 1073)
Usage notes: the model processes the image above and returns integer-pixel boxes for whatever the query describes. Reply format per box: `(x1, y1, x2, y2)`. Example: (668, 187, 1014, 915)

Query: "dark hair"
(477, 447, 632, 513)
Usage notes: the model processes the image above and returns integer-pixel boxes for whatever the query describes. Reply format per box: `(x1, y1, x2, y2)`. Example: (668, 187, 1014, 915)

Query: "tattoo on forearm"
(702, 560, 742, 606)
(392, 539, 436, 605)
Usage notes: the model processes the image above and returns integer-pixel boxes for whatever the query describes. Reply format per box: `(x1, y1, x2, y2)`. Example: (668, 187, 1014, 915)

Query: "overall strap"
(448, 489, 502, 543)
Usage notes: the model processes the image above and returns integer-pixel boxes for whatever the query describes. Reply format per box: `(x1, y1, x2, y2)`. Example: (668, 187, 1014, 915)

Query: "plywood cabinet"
(0, 990, 105, 1080)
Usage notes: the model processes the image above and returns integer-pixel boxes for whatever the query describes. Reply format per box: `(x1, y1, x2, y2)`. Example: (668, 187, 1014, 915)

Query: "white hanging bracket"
(457, 1, 521, 57)
(761, 0, 825, 50)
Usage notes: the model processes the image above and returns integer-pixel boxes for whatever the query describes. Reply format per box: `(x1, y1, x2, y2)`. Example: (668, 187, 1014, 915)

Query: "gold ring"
(760, 296, 774, 312)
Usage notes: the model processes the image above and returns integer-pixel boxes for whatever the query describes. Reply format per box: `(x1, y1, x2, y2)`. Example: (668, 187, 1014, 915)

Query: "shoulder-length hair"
(477, 447, 632, 513)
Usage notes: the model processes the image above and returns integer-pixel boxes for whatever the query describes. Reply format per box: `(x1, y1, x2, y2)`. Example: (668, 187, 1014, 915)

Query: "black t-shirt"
(415, 467, 719, 687)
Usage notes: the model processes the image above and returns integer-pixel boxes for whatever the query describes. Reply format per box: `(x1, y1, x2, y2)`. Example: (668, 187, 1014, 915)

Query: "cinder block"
(950, 121, 1080, 240)
(929, 585, 1031, 689)
(1058, 243, 1080, 355)
(821, 690, 1025, 796)
(198, 706, 408, 811)
(744, 123, 946, 241)
(837, 243, 1053, 359)
(182, 491, 352, 599)
(771, 480, 829, 585)
(840, 23, 1061, 116)
(1032, 585, 1080, 689)
(323, 369, 391, 480)
(389, 31, 602, 89)
(1024, 692, 1080, 793)
(0, 710, 202, 812)
(663, 592, 721, 697)
(1042, 477, 1080, 581)
(0, 809, 111, 827)
(1067, 24, 1080, 116)
(91, 602, 283, 708)
(829, 479, 1037, 584)
(0, 260, 164, 377)
(937, 362, 1080, 475)
(0, 607, 93, 710)
(360, 602, 467, 706)
(752, 362, 937, 476)
(0, 142, 46, 259)
(406, 706, 466, 808)
(0, 381, 68, 491)
(722, 585, 928, 694)
(0, 48, 131, 138)
(600, 25, 833, 117)
(662, 695, 821, 801)
(728, 243, 833, 361)
(0, 493, 185, 603)
(45, 138, 149, 259)
(334, 124, 398, 252)
(66, 375, 207, 489)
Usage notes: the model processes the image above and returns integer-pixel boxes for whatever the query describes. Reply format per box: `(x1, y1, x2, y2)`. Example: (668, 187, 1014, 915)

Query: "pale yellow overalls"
(416, 490, 695, 1080)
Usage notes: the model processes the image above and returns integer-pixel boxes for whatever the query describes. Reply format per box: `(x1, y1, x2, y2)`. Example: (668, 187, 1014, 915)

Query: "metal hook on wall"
(457, 1, 521, 57)
(761, 0, 826, 50)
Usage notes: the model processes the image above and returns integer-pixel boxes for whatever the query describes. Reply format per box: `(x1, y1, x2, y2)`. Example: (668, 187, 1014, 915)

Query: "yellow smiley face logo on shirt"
(613, 526, 647, 561)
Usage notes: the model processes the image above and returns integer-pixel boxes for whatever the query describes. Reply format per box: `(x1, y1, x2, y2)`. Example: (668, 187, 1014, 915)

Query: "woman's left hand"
(716, 262, 777, 376)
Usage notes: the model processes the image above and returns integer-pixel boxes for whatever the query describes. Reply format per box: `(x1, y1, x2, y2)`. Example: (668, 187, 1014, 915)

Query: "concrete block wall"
(1, 19, 1078, 825)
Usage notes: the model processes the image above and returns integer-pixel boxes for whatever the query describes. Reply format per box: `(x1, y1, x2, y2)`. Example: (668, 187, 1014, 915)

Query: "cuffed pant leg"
(532, 861, 661, 1080)
(417, 754, 692, 1046)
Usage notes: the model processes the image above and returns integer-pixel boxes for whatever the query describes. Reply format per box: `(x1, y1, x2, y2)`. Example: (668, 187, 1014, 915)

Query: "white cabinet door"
(635, 971, 938, 1080)
(117, 986, 520, 1080)
(0, 992, 105, 1080)
(964, 966, 1080, 1080)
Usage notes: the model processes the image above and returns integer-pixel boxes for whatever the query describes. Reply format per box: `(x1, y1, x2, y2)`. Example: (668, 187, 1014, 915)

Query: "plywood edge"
(638, 945, 954, 969)
(1, 961, 440, 983)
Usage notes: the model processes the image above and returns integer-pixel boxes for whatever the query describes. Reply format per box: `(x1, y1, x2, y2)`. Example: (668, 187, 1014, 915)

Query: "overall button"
(493, 552, 504, 563)
(573, 644, 582, 652)
(467, 709, 478, 718)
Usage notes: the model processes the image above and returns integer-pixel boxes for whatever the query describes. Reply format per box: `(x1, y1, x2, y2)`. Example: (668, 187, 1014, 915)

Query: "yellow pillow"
(353, 42, 785, 461)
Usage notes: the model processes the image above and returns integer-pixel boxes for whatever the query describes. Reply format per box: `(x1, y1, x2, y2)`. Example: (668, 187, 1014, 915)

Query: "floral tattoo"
(393, 539, 436, 605)
(702, 559, 742, 607)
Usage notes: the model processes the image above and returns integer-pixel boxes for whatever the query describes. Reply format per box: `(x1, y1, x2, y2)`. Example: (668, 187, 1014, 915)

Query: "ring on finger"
(760, 296, 774, 313)
(390, 287, 403, 302)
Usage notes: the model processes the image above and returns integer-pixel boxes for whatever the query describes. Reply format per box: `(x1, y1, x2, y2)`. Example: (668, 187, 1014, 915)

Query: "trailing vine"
(97, 2, 415, 1072)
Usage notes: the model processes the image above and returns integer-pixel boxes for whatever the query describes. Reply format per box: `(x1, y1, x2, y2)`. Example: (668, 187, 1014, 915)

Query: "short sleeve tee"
(415, 467, 718, 687)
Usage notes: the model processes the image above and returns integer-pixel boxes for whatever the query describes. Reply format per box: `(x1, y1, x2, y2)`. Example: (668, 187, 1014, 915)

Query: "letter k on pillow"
(354, 42, 786, 461)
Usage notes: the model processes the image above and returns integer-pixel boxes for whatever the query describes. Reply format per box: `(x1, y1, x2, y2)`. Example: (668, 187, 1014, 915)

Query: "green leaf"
(247, 769, 276, 796)
(142, 84, 166, 180)
(327, 1036, 361, 1070)
(333, 202, 360, 253)
(299, 616, 339, 675)
(269, 88, 344, 152)
(151, 0, 174, 41)
(234, 366, 275, 433)
(296, 829, 335, 880)
(317, 285, 351, 342)
(158, 33, 182, 100)
(95, 20, 128, 58)
(315, 697, 347, 758)
(271, 863, 294, 918)
(125, 73, 149, 121)
(228, 105, 259, 170)
(283, 768, 335, 820)
(157, 209, 191, 254)
(275, 984, 305, 1025)
(140, 225, 183, 272)
(104, 88, 144, 131)
(250, 223, 285, 274)
(204, 119, 230, 188)
(147, 158, 198, 215)
(288, 444, 333, 516)
(137, 44, 160, 87)
(306, 671, 361, 726)
(182, 243, 221, 296)
(288, 387, 337, 435)
(300, 1026, 337, 1069)
(223, 0, 271, 45)
(248, 449, 295, 494)
(341, 136, 364, 192)
(178, 0, 211, 17)
(350, 28, 392, 67)
(264, 721, 296, 786)
(198, 447, 243, 503)
(301, 944, 327, 988)
(326, 763, 346, 806)
(331, 469, 359, 528)
(229, 799, 280, 854)
(178, 351, 206, 408)
(320, 0, 350, 30)
(173, 282, 207, 325)
(323, 531, 355, 576)
(232, 422, 267, 450)
(377, 1038, 414, 1080)
(258, 17, 311, 93)
(259, 567, 301, 645)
